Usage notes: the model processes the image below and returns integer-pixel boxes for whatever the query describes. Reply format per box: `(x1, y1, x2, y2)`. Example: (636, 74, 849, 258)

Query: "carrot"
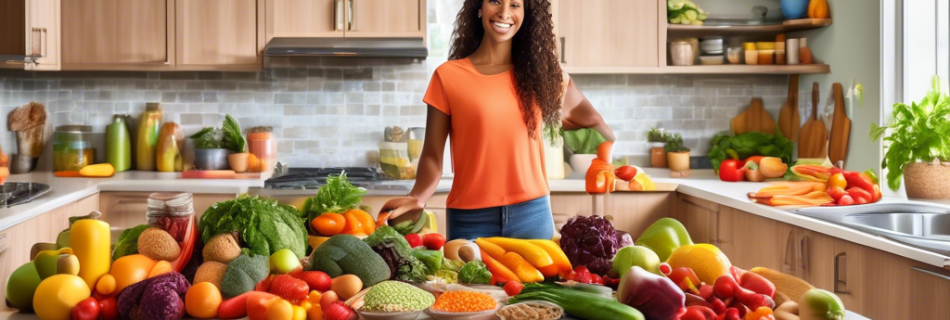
(218, 292, 253, 319)
(480, 249, 519, 284)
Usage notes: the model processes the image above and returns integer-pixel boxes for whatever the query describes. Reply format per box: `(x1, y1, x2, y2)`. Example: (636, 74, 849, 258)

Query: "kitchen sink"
(0, 182, 51, 208)
(792, 203, 950, 256)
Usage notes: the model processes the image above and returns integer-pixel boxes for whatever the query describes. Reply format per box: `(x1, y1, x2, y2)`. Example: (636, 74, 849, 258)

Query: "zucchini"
(510, 287, 644, 320)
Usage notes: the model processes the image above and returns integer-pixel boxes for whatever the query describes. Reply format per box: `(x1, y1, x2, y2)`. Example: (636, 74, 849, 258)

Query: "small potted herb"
(648, 127, 669, 168)
(190, 115, 246, 171)
(222, 116, 248, 172)
(872, 76, 950, 198)
(665, 133, 691, 177)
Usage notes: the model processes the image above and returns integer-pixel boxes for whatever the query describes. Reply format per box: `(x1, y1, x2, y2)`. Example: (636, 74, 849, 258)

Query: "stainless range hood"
(264, 38, 428, 59)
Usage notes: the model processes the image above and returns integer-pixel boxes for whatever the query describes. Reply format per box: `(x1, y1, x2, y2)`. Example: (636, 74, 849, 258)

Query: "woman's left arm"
(561, 79, 616, 141)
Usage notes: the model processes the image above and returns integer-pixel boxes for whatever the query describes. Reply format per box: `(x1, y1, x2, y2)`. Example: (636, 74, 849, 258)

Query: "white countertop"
(0, 171, 265, 232)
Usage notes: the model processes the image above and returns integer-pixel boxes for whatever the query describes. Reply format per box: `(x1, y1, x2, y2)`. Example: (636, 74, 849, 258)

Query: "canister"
(53, 125, 95, 172)
(786, 38, 801, 64)
(105, 115, 131, 172)
(247, 127, 276, 173)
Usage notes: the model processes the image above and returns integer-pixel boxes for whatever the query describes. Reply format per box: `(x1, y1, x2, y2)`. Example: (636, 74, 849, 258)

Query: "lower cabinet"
(98, 192, 236, 229)
(551, 192, 676, 238)
(0, 194, 99, 311)
(672, 193, 719, 244)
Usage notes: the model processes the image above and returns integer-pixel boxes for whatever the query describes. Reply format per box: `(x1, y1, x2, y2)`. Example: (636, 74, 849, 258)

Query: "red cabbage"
(117, 272, 190, 320)
(618, 266, 685, 320)
(558, 215, 619, 275)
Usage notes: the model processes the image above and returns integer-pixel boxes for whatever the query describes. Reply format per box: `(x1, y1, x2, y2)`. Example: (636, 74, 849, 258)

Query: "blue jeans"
(446, 195, 555, 240)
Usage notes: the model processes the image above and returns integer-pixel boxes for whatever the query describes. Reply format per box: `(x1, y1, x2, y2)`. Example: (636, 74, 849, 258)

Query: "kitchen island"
(0, 168, 948, 318)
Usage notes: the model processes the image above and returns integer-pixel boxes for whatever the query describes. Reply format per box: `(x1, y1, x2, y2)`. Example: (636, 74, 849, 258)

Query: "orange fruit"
(344, 209, 376, 235)
(266, 299, 293, 320)
(827, 173, 847, 190)
(311, 213, 346, 236)
(341, 212, 364, 235)
(186, 282, 222, 319)
(666, 244, 732, 285)
(247, 153, 261, 172)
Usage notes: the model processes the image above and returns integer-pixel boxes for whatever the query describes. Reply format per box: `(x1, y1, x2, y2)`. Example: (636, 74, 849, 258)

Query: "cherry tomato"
(71, 297, 100, 320)
(504, 281, 524, 296)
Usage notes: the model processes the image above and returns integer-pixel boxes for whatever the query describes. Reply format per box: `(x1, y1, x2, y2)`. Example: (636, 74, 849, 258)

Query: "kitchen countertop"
(3, 168, 949, 270)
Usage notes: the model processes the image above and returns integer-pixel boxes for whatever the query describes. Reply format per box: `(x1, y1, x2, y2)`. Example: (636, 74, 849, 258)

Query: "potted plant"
(648, 127, 669, 168)
(665, 133, 691, 177)
(871, 76, 950, 199)
(222, 116, 249, 173)
(190, 115, 246, 171)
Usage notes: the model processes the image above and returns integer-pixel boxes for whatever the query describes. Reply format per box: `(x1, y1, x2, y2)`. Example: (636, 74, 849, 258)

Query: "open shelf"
(563, 64, 830, 75)
(667, 18, 832, 36)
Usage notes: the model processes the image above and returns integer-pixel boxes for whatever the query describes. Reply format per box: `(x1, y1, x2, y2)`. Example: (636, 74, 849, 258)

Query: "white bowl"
(569, 154, 598, 174)
(357, 310, 422, 320)
(425, 306, 500, 320)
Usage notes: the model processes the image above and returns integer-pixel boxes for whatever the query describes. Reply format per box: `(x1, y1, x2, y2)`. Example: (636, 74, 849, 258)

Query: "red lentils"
(431, 291, 497, 312)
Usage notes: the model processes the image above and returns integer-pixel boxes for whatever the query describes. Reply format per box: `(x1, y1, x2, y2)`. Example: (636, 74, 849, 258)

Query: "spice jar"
(669, 39, 697, 66)
(758, 50, 775, 65)
(744, 42, 758, 65)
(146, 193, 195, 242)
(53, 125, 95, 172)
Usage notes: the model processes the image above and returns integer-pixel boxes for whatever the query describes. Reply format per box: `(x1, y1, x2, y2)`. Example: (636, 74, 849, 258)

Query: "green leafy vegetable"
(707, 131, 794, 173)
(302, 173, 367, 231)
(872, 76, 950, 190)
(190, 127, 224, 149)
(664, 133, 690, 152)
(562, 128, 607, 154)
(458, 261, 492, 285)
(647, 127, 669, 143)
(410, 249, 442, 275)
(309, 234, 392, 286)
(364, 226, 429, 283)
(112, 224, 150, 260)
(222, 115, 246, 153)
(199, 195, 308, 258)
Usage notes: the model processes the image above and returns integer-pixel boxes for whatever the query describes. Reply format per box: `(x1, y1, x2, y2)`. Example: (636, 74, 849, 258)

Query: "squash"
(79, 163, 115, 177)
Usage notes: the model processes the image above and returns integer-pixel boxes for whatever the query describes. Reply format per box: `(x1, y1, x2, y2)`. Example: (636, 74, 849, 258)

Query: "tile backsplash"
(0, 0, 793, 168)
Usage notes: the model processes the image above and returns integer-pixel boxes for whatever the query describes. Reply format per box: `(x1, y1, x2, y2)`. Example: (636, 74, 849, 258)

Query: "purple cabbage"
(617, 230, 634, 248)
(558, 215, 620, 275)
(618, 266, 685, 320)
(117, 272, 191, 320)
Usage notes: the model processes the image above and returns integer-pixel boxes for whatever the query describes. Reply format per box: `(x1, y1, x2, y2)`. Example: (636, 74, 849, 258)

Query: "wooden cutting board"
(799, 82, 828, 158)
(828, 82, 851, 165)
(778, 74, 800, 141)
(731, 97, 776, 135)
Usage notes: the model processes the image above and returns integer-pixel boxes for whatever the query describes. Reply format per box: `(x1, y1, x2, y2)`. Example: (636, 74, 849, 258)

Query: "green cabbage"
(199, 195, 308, 258)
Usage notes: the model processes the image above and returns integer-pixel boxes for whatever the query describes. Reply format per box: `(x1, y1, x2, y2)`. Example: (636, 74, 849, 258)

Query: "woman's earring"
(478, 11, 482, 18)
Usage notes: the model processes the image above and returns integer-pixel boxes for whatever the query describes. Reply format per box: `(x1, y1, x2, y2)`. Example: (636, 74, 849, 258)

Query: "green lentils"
(360, 281, 436, 312)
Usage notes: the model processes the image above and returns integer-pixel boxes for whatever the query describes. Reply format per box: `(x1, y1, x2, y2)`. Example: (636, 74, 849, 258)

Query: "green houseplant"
(871, 76, 950, 198)
(665, 133, 691, 175)
(190, 115, 246, 171)
(648, 127, 669, 168)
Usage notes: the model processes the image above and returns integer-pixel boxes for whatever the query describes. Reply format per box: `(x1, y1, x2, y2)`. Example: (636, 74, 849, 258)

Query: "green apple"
(269, 248, 301, 274)
(635, 217, 694, 262)
(613, 245, 661, 278)
(34, 250, 60, 280)
(55, 229, 71, 249)
(5, 261, 41, 310)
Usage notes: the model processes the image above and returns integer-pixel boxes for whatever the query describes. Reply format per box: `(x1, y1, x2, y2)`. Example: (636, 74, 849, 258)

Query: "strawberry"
(422, 233, 446, 250)
(294, 271, 332, 292)
(268, 275, 309, 304)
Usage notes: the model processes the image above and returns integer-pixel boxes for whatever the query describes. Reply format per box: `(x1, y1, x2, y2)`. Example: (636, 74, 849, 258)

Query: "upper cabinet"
(0, 0, 60, 70)
(62, 0, 172, 69)
(264, 0, 425, 41)
(176, 0, 264, 70)
(555, 0, 660, 70)
(264, 0, 344, 41)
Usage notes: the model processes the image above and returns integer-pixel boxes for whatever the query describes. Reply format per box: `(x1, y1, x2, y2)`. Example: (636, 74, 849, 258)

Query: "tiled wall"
(0, 0, 794, 168)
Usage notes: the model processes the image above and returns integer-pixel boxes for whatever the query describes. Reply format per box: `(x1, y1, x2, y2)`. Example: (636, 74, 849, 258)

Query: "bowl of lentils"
(358, 281, 436, 320)
(424, 290, 500, 320)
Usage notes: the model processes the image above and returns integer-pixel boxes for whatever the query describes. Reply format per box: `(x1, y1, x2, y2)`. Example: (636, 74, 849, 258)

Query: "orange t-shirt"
(423, 58, 550, 209)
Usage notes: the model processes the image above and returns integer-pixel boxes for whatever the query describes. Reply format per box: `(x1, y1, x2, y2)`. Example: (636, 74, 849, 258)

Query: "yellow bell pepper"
(474, 238, 506, 260)
(481, 237, 554, 268)
(79, 163, 115, 177)
(70, 218, 112, 289)
(498, 252, 545, 283)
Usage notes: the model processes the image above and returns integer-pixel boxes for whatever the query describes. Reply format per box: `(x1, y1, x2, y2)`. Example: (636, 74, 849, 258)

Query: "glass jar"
(146, 192, 195, 242)
(669, 39, 697, 66)
(247, 127, 276, 173)
(53, 125, 95, 172)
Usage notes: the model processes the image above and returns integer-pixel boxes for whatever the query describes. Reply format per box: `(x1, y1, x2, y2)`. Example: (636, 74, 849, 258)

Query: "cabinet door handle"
(834, 252, 850, 294)
(784, 230, 796, 272)
(800, 235, 810, 272)
(335, 0, 344, 31)
(0, 232, 9, 255)
(347, 0, 355, 31)
(911, 267, 950, 281)
(560, 37, 566, 63)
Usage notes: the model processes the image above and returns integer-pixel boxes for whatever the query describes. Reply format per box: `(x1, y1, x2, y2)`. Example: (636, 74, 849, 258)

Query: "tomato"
(718, 159, 745, 182)
(71, 297, 100, 320)
(826, 186, 847, 202)
(827, 173, 848, 189)
(186, 282, 222, 319)
(266, 299, 293, 320)
(615, 165, 638, 181)
(311, 213, 346, 236)
(838, 195, 855, 206)
(504, 281, 524, 296)
(847, 187, 872, 204)
(98, 297, 119, 320)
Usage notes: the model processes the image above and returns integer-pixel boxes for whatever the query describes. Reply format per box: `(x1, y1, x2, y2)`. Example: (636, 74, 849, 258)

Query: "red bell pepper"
(169, 215, 196, 272)
(719, 159, 746, 182)
(844, 171, 875, 194)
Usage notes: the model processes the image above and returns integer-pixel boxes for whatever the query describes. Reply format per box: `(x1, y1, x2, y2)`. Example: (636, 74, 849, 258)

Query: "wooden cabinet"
(0, 194, 98, 311)
(97, 192, 236, 230)
(62, 0, 172, 69)
(718, 206, 796, 273)
(346, 0, 425, 38)
(24, 0, 60, 70)
(908, 266, 950, 319)
(264, 0, 344, 41)
(554, 0, 661, 70)
(550, 192, 675, 236)
(176, 0, 264, 70)
(672, 194, 718, 244)
(264, 0, 425, 41)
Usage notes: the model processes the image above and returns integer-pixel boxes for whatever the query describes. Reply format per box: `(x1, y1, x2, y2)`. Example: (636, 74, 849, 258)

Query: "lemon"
(666, 243, 732, 285)
(633, 173, 656, 191)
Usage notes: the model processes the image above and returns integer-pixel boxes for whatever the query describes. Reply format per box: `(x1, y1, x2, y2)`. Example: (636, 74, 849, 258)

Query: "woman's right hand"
(378, 196, 425, 222)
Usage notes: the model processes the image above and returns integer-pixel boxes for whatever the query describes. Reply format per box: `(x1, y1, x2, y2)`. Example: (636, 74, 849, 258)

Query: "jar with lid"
(669, 38, 697, 66)
(246, 126, 276, 173)
(146, 192, 195, 242)
(53, 125, 95, 172)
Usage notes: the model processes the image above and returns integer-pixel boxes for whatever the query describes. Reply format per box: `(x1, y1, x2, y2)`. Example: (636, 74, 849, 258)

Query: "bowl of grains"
(357, 281, 435, 320)
(424, 290, 500, 320)
(496, 301, 565, 320)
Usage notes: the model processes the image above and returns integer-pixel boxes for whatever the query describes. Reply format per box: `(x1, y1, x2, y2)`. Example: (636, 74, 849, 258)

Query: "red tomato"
(847, 187, 872, 204)
(98, 297, 118, 320)
(718, 159, 745, 182)
(838, 195, 855, 206)
(614, 165, 638, 181)
(71, 297, 100, 320)
(504, 281, 524, 296)
(827, 186, 847, 202)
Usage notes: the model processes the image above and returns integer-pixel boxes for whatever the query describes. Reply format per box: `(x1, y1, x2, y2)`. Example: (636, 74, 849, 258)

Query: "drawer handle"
(560, 37, 566, 63)
(834, 252, 850, 294)
(0, 232, 9, 254)
(911, 267, 950, 281)
(784, 229, 796, 272)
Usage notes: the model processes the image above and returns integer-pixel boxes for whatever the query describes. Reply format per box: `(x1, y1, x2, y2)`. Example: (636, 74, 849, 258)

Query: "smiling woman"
(379, 0, 616, 241)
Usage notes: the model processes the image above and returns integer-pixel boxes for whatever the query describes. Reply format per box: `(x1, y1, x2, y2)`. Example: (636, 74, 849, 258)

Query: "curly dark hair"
(448, 0, 563, 140)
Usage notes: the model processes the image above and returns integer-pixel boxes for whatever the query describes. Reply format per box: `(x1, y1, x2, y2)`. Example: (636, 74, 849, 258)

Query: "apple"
(615, 165, 638, 181)
(269, 249, 301, 274)
(5, 261, 41, 310)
